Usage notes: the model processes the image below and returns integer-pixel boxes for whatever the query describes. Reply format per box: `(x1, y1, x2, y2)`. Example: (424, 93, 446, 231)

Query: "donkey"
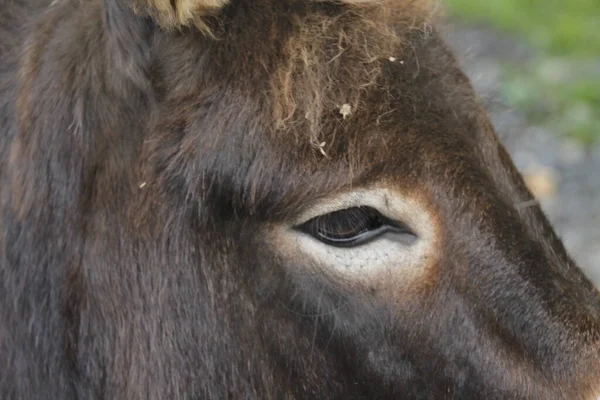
(1, 0, 599, 398)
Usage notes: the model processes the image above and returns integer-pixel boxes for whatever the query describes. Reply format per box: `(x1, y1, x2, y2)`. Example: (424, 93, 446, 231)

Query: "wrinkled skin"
(1, 0, 599, 399)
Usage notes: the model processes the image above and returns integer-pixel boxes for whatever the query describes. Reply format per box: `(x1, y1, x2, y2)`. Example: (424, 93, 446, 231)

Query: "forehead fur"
(270, 0, 437, 146)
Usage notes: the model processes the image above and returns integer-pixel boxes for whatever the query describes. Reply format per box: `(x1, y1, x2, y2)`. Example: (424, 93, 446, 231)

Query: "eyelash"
(296, 206, 414, 248)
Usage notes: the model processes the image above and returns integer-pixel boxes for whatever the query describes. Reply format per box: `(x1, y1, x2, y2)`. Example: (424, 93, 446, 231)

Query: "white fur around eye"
(276, 188, 439, 279)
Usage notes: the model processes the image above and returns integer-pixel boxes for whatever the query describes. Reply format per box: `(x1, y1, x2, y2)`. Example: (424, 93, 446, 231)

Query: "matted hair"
(270, 0, 438, 146)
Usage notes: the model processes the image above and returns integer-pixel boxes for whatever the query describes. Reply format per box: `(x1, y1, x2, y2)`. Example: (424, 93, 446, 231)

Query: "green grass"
(446, 0, 600, 144)
(501, 60, 600, 145)
(446, 0, 600, 55)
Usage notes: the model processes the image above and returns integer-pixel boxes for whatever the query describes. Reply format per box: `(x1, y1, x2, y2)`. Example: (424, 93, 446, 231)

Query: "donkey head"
(4, 0, 600, 398)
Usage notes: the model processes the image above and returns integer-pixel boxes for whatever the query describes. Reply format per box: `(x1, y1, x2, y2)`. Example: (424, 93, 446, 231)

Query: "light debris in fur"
(312, 140, 330, 158)
(389, 56, 405, 64)
(339, 104, 352, 119)
(515, 199, 540, 210)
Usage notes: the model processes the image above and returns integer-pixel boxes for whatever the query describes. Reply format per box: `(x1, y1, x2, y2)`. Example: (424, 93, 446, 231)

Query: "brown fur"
(131, 0, 229, 30)
(129, 0, 427, 31)
(271, 0, 436, 139)
(1, 0, 599, 399)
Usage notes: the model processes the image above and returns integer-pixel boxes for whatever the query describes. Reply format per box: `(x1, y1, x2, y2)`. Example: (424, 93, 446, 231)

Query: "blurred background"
(442, 0, 600, 286)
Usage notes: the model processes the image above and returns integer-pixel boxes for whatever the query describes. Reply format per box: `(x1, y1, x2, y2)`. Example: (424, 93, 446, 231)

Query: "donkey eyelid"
(293, 205, 416, 249)
(286, 187, 436, 245)
(290, 188, 415, 228)
(292, 192, 394, 226)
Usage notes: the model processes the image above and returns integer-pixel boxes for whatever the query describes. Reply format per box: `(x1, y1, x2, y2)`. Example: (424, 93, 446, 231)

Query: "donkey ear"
(130, 0, 230, 30)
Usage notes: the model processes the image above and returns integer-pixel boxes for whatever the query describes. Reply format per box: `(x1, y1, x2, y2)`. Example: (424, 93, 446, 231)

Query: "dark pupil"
(297, 206, 410, 248)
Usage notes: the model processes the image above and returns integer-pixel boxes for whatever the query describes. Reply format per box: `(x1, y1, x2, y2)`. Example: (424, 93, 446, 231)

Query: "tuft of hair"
(131, 0, 230, 31)
(271, 0, 438, 145)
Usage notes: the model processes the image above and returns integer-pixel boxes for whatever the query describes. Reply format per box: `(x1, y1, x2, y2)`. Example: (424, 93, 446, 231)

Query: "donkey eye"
(296, 206, 414, 248)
